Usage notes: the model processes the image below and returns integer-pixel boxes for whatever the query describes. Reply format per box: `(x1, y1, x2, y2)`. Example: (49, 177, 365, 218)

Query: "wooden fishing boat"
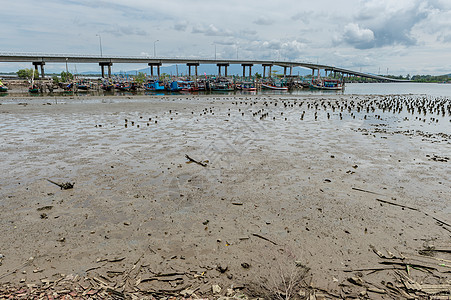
(144, 80, 165, 91)
(28, 86, 39, 93)
(211, 81, 235, 92)
(261, 83, 288, 91)
(239, 82, 257, 91)
(166, 81, 183, 92)
(309, 79, 343, 90)
(101, 82, 114, 91)
(180, 81, 199, 92)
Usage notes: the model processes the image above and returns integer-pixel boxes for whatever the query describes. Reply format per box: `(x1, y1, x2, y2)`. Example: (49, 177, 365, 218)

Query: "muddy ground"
(0, 94, 449, 299)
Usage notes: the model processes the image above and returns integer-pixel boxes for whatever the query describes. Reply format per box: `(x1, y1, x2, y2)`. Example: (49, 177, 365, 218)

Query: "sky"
(1, 0, 451, 75)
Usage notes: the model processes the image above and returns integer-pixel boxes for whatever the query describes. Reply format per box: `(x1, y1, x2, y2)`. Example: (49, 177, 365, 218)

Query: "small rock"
(180, 289, 195, 298)
(212, 284, 221, 294)
(241, 262, 250, 269)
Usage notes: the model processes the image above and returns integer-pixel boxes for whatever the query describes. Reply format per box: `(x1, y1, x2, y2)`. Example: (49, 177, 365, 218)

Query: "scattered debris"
(46, 179, 74, 190)
(252, 233, 278, 245)
(185, 154, 208, 167)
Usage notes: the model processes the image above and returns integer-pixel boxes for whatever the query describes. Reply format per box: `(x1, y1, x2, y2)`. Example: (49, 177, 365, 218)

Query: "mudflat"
(0, 94, 449, 299)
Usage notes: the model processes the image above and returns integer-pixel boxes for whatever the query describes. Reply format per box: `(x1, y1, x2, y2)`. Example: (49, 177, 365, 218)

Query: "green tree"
(254, 72, 262, 79)
(60, 71, 73, 82)
(134, 72, 147, 84)
(52, 75, 60, 84)
(17, 68, 39, 79)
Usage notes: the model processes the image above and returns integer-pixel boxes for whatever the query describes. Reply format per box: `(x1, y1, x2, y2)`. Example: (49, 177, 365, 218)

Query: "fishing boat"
(309, 78, 343, 90)
(261, 83, 288, 91)
(101, 81, 114, 91)
(166, 81, 183, 92)
(144, 80, 165, 91)
(76, 81, 90, 91)
(115, 82, 136, 91)
(211, 80, 235, 92)
(238, 82, 257, 91)
(28, 70, 39, 93)
(0, 81, 7, 93)
(179, 81, 199, 92)
(28, 85, 39, 93)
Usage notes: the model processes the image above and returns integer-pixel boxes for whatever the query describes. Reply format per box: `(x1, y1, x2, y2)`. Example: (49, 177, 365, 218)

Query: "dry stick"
(0, 257, 35, 280)
(343, 266, 404, 273)
(185, 154, 207, 167)
(379, 261, 437, 271)
(375, 198, 419, 211)
(252, 233, 278, 245)
(376, 198, 451, 228)
(352, 187, 384, 195)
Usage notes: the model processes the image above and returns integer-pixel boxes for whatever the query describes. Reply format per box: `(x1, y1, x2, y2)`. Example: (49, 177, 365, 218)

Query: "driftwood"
(376, 198, 451, 228)
(252, 233, 278, 245)
(375, 198, 419, 211)
(47, 179, 74, 190)
(352, 187, 383, 195)
(185, 154, 207, 167)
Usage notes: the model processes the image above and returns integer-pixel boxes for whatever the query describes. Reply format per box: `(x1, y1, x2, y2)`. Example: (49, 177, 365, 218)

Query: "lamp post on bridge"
(154, 40, 159, 57)
(212, 43, 217, 60)
(96, 34, 103, 57)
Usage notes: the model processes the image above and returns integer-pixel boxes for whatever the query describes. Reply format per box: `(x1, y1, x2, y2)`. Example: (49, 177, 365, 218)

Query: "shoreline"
(0, 94, 449, 299)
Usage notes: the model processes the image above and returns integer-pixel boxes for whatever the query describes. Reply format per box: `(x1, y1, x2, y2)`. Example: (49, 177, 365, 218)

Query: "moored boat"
(144, 80, 165, 91)
(28, 85, 39, 93)
(261, 83, 288, 91)
(309, 78, 343, 90)
(166, 81, 183, 92)
(0, 81, 7, 93)
(239, 81, 257, 91)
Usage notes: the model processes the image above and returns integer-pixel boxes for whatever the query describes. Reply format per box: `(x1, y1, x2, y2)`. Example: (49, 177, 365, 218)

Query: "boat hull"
(309, 83, 342, 90)
(261, 83, 288, 91)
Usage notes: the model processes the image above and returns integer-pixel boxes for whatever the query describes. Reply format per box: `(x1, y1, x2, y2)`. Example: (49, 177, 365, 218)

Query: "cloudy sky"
(1, 0, 451, 75)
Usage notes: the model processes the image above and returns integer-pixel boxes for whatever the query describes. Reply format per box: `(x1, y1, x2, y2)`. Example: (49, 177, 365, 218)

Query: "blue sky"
(1, 0, 451, 75)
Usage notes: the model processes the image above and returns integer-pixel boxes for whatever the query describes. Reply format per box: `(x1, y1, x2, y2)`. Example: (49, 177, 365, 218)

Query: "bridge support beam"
(217, 63, 229, 77)
(241, 63, 253, 78)
(262, 64, 272, 79)
(148, 63, 162, 78)
(99, 62, 112, 78)
(32, 62, 45, 79)
(187, 63, 199, 78)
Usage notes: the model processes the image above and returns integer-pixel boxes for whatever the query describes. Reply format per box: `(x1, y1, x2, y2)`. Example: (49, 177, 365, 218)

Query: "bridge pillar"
(187, 63, 199, 78)
(290, 66, 293, 76)
(262, 64, 272, 79)
(217, 63, 229, 77)
(99, 62, 112, 78)
(241, 64, 253, 78)
(148, 63, 162, 78)
(32, 62, 45, 79)
(283, 66, 287, 77)
(262, 64, 272, 78)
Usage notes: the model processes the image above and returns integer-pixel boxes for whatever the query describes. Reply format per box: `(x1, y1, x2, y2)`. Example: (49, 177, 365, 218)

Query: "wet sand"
(0, 94, 449, 298)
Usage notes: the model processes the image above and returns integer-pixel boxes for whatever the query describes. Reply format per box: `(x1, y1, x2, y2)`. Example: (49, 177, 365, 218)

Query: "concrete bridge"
(0, 53, 408, 82)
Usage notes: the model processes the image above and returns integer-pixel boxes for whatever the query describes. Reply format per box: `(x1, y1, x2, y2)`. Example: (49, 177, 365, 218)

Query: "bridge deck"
(0, 53, 408, 82)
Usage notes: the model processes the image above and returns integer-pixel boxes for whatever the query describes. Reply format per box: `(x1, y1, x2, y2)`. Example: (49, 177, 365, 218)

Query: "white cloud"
(1, 0, 451, 75)
(341, 23, 375, 49)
